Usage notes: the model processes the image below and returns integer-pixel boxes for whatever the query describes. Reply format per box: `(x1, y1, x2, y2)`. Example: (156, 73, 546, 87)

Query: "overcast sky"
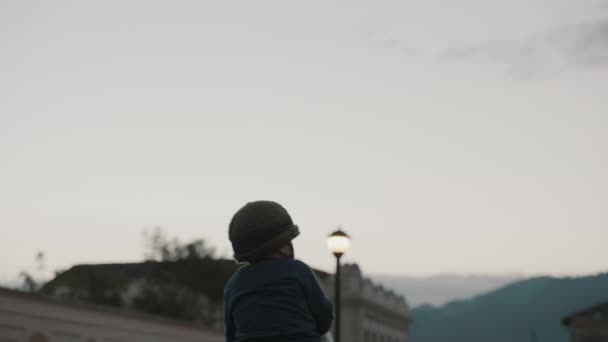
(1, 0, 607, 283)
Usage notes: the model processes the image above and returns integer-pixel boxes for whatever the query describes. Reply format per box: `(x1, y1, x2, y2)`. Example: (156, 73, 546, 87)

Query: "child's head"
(229, 201, 300, 263)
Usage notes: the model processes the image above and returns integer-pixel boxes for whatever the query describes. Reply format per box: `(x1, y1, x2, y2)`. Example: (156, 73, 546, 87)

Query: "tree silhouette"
(142, 227, 216, 262)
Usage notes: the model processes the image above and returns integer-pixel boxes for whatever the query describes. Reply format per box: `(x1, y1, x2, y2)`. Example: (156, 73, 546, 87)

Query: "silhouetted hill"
(373, 274, 522, 306)
(41, 259, 240, 303)
(411, 272, 608, 342)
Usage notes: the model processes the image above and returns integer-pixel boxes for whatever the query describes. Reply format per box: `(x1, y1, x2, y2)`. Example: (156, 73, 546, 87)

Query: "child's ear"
(279, 242, 295, 258)
(279, 244, 290, 255)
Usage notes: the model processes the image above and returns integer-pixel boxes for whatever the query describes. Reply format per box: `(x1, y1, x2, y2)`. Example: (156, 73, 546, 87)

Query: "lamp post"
(326, 228, 351, 342)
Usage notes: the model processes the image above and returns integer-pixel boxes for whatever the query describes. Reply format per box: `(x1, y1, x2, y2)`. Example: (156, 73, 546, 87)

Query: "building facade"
(563, 303, 608, 342)
(0, 287, 223, 342)
(316, 263, 411, 342)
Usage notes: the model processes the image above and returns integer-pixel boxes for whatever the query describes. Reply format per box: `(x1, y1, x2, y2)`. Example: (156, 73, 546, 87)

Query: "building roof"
(41, 259, 239, 302)
(562, 303, 608, 326)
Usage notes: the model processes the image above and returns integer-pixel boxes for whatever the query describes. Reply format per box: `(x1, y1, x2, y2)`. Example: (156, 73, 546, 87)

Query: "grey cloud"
(569, 19, 608, 66)
(438, 39, 546, 65)
(369, 36, 419, 56)
(438, 17, 608, 77)
(360, 29, 420, 57)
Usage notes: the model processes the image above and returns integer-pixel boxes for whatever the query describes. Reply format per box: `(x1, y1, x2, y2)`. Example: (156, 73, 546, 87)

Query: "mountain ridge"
(372, 273, 523, 307)
(410, 272, 608, 342)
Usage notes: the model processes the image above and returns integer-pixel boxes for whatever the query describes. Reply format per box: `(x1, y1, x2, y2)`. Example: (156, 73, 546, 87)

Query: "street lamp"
(327, 228, 351, 342)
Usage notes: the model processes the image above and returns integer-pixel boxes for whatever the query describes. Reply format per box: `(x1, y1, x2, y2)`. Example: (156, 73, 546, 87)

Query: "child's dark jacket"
(224, 258, 334, 342)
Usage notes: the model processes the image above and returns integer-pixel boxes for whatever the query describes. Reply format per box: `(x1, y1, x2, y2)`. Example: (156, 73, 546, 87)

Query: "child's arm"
(303, 265, 335, 335)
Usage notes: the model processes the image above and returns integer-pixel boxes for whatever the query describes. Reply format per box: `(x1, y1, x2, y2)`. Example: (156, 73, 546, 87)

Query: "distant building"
(562, 303, 608, 342)
(316, 263, 411, 342)
(0, 287, 223, 342)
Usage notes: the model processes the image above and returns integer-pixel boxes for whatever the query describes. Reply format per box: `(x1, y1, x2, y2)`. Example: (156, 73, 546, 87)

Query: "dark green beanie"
(229, 201, 300, 262)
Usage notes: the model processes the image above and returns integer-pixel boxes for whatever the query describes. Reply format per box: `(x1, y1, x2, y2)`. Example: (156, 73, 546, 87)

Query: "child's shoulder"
(231, 258, 313, 280)
(251, 258, 314, 277)
(279, 258, 313, 272)
(224, 263, 252, 287)
(283, 259, 318, 282)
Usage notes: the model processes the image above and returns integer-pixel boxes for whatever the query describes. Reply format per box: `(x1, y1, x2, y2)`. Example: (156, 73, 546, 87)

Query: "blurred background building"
(0, 287, 223, 342)
(317, 264, 410, 342)
(562, 303, 608, 342)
